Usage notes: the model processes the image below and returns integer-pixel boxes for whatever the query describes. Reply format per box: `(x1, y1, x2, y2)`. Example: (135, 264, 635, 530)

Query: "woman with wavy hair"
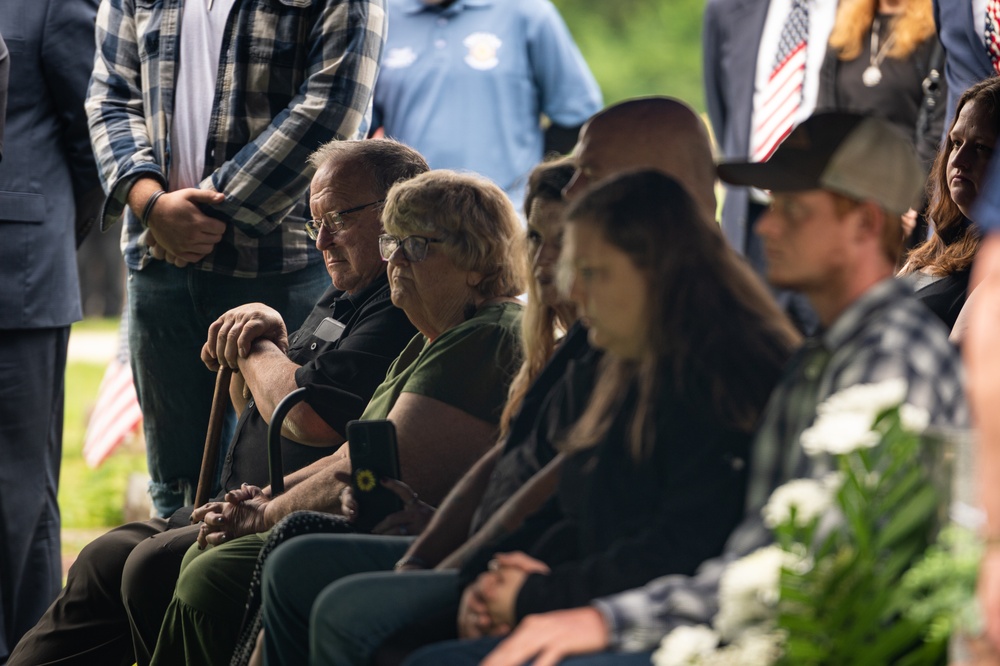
(899, 77, 1000, 331)
(499, 156, 578, 434)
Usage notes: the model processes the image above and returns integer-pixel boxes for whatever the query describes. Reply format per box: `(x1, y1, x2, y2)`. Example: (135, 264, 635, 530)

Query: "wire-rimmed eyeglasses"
(378, 234, 444, 262)
(304, 199, 384, 240)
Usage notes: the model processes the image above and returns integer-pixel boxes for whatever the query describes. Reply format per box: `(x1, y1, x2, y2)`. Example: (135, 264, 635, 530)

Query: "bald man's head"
(564, 97, 717, 224)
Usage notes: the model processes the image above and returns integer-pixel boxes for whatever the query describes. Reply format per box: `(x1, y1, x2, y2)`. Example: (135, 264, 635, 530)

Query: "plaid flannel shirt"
(86, 0, 387, 276)
(592, 278, 970, 652)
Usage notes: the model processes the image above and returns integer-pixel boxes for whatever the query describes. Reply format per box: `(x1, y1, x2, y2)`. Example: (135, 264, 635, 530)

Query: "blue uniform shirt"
(373, 0, 601, 208)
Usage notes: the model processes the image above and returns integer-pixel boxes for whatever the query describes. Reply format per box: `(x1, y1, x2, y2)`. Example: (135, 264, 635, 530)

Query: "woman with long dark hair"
(402, 170, 800, 666)
(899, 77, 1000, 331)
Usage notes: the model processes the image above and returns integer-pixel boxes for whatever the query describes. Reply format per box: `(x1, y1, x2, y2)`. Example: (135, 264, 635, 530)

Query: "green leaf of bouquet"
(892, 636, 948, 666)
(782, 636, 828, 663)
(779, 614, 827, 644)
(860, 616, 926, 664)
(879, 466, 924, 513)
(880, 541, 929, 591)
(875, 485, 938, 551)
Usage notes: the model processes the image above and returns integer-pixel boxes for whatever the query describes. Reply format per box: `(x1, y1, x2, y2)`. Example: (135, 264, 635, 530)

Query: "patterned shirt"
(592, 278, 970, 652)
(86, 0, 387, 276)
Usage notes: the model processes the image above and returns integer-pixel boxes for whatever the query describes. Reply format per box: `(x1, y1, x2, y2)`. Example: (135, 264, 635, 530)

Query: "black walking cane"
(266, 386, 309, 496)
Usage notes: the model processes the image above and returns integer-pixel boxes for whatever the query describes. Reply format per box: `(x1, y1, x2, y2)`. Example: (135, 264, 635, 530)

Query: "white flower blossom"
(819, 378, 907, 416)
(800, 411, 880, 456)
(715, 546, 786, 641)
(716, 627, 785, 665)
(651, 625, 719, 666)
(762, 477, 835, 528)
(899, 404, 930, 434)
(800, 379, 912, 456)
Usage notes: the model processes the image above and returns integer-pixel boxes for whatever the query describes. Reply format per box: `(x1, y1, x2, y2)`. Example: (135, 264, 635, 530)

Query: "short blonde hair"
(382, 170, 526, 299)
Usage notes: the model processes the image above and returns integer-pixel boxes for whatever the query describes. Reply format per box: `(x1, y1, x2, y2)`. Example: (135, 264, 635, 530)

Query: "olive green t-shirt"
(359, 301, 524, 424)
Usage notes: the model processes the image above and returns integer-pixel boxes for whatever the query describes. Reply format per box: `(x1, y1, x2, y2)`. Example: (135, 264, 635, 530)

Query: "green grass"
(61, 318, 148, 529)
(71, 316, 120, 335)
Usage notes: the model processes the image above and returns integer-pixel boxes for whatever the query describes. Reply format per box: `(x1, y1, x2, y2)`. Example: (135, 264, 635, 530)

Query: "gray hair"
(383, 170, 526, 299)
(308, 139, 430, 198)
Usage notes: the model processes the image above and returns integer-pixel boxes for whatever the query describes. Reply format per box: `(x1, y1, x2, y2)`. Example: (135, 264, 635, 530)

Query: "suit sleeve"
(0, 35, 7, 161)
(42, 0, 104, 237)
(702, 0, 727, 146)
(41, 0, 104, 240)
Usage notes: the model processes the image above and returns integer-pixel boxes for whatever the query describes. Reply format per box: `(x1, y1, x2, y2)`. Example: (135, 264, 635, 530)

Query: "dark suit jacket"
(934, 0, 994, 130)
(0, 34, 8, 161)
(703, 0, 771, 254)
(0, 0, 102, 329)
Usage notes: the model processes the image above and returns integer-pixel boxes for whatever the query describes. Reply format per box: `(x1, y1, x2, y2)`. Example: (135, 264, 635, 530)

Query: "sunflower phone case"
(346, 419, 403, 533)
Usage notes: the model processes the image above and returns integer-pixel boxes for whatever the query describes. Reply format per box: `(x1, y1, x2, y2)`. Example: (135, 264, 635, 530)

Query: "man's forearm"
(262, 445, 351, 527)
(126, 177, 166, 221)
(229, 372, 249, 415)
(968, 236, 1000, 536)
(239, 340, 299, 419)
(238, 339, 342, 446)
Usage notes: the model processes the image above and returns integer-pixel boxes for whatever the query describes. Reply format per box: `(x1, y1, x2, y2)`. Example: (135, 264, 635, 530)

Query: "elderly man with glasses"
(7, 139, 426, 666)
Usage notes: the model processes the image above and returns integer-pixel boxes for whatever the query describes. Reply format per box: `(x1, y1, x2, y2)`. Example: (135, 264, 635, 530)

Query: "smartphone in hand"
(346, 419, 403, 533)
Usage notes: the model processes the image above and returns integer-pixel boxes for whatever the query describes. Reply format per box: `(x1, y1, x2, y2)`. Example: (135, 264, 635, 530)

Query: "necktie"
(986, 0, 1000, 75)
(751, 0, 811, 162)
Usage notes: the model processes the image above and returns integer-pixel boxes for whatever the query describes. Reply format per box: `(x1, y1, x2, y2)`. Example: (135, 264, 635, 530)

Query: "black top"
(459, 361, 753, 620)
(509, 381, 752, 619)
(218, 274, 417, 492)
(915, 269, 971, 331)
(818, 19, 945, 170)
(470, 322, 598, 536)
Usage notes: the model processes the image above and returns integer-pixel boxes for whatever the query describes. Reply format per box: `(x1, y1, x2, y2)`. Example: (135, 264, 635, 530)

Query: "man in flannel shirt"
(85, 0, 387, 517)
(457, 113, 970, 666)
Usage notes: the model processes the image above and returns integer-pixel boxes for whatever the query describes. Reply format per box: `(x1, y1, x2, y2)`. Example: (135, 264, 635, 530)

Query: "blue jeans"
(258, 533, 417, 666)
(127, 260, 328, 516)
(404, 637, 655, 666)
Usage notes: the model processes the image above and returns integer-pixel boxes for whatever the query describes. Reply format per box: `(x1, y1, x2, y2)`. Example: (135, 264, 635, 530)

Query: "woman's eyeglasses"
(304, 199, 384, 240)
(378, 234, 444, 262)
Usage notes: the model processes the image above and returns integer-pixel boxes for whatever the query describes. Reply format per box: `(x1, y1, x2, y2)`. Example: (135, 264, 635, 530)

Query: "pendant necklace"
(863, 17, 898, 87)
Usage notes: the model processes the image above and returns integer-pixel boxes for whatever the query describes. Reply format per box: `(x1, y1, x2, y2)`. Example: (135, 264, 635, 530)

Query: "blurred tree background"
(552, 0, 706, 112)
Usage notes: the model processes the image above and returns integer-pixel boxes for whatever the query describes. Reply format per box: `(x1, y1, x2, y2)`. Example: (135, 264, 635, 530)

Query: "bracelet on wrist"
(394, 554, 428, 571)
(141, 189, 166, 229)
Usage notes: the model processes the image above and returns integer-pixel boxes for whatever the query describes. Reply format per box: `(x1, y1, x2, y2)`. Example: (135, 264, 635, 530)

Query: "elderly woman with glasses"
(146, 170, 526, 666)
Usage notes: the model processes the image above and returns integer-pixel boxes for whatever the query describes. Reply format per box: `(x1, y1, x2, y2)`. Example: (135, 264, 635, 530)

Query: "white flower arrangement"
(651, 625, 718, 666)
(761, 477, 835, 529)
(651, 379, 962, 666)
(653, 624, 785, 666)
(714, 545, 785, 640)
(799, 379, 928, 457)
